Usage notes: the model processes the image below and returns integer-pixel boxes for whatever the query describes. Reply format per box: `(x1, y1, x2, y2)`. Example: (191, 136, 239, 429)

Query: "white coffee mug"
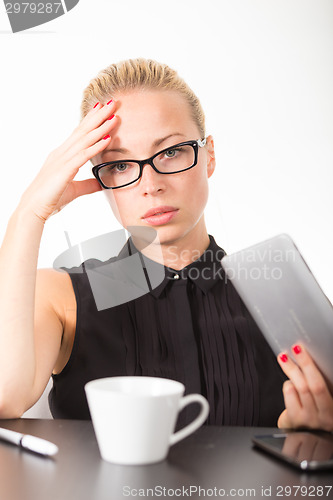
(85, 376, 209, 465)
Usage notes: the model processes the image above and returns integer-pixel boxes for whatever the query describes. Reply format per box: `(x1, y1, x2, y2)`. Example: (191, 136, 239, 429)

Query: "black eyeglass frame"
(92, 138, 207, 189)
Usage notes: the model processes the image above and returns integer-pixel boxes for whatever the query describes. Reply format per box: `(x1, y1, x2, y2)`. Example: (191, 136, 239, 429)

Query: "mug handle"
(169, 394, 210, 446)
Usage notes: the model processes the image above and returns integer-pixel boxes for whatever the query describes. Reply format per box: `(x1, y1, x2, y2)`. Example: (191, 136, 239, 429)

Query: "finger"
(57, 115, 118, 167)
(54, 100, 117, 160)
(46, 115, 117, 180)
(278, 352, 317, 412)
(278, 408, 292, 429)
(74, 99, 117, 139)
(63, 132, 115, 176)
(71, 115, 117, 161)
(281, 379, 318, 427)
(290, 344, 332, 413)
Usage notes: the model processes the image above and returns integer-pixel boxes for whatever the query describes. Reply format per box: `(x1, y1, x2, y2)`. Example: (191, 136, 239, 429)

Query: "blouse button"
(173, 273, 180, 280)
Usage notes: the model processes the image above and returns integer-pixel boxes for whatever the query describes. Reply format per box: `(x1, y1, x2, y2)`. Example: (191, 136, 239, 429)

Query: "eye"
(113, 163, 129, 173)
(164, 148, 181, 158)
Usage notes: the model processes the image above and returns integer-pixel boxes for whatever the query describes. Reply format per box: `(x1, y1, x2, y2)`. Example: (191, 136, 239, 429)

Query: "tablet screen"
(221, 234, 333, 386)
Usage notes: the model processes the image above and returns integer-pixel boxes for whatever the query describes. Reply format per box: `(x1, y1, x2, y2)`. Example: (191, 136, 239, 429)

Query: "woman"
(0, 59, 332, 430)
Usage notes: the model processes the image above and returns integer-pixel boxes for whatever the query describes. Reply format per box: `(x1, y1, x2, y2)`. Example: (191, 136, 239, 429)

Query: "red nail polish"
(293, 345, 302, 355)
(103, 135, 110, 140)
(279, 354, 288, 363)
(107, 99, 113, 105)
(93, 102, 99, 108)
(107, 114, 115, 120)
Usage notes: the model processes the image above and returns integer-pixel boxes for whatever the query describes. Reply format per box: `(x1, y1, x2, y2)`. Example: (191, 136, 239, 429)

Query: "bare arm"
(0, 101, 117, 417)
(0, 209, 49, 417)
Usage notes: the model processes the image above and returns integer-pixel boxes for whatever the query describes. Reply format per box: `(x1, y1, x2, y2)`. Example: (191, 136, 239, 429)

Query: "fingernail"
(107, 114, 115, 121)
(293, 345, 302, 355)
(103, 135, 110, 140)
(107, 99, 113, 105)
(279, 354, 288, 363)
(93, 102, 99, 108)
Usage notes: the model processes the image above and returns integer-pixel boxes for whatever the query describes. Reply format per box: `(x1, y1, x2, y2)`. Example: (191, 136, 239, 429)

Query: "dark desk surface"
(0, 419, 332, 500)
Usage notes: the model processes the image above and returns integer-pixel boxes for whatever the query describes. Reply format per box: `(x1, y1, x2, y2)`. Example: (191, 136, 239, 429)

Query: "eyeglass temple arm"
(197, 138, 206, 148)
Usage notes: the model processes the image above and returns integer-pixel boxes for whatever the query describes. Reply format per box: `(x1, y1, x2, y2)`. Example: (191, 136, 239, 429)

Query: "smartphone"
(252, 432, 333, 470)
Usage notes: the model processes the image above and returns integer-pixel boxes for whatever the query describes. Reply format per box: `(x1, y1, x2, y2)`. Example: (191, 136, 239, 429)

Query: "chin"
(127, 218, 195, 248)
(149, 225, 188, 247)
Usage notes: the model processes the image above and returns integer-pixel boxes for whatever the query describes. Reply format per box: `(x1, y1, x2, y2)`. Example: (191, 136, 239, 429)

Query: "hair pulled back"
(80, 58, 206, 138)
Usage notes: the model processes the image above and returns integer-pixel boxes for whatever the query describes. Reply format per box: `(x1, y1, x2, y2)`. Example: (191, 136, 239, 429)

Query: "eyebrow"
(103, 133, 187, 155)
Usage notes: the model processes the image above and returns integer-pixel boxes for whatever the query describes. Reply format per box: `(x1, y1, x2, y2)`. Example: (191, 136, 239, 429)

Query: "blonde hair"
(80, 58, 206, 138)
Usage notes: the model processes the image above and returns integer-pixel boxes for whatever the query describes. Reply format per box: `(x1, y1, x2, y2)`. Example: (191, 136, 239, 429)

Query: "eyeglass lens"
(98, 144, 196, 188)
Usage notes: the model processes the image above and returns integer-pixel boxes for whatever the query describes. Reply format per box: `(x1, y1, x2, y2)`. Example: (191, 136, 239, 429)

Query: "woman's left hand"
(277, 344, 333, 432)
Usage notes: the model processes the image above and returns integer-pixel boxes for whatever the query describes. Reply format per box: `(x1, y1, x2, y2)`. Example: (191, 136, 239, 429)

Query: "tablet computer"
(221, 234, 333, 386)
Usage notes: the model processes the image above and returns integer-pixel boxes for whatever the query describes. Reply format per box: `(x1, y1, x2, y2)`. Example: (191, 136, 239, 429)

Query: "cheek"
(194, 183, 209, 214)
(104, 190, 128, 226)
(187, 168, 210, 203)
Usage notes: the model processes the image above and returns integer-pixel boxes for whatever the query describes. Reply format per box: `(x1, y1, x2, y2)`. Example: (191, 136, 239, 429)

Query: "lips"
(142, 206, 179, 226)
(142, 206, 177, 218)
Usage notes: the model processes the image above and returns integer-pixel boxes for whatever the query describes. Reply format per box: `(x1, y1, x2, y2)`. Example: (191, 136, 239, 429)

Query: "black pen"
(0, 427, 58, 457)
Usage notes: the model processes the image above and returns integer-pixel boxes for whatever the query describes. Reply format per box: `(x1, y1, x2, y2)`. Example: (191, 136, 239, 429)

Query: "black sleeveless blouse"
(49, 236, 286, 426)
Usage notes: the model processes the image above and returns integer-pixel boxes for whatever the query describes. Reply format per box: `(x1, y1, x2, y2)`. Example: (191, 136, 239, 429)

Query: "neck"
(131, 219, 211, 270)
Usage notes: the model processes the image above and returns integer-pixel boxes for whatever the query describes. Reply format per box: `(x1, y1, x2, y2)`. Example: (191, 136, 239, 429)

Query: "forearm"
(0, 206, 45, 415)
(0, 102, 116, 417)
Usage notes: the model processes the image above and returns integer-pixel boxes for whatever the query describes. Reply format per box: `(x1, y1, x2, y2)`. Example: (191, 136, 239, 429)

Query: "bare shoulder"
(36, 267, 73, 291)
(36, 268, 75, 312)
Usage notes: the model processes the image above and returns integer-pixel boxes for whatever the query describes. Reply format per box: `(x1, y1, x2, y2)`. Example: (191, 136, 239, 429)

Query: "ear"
(205, 135, 216, 178)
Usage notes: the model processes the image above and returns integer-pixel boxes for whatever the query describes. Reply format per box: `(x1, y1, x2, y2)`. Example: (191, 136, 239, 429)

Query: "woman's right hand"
(0, 100, 118, 418)
(18, 100, 117, 223)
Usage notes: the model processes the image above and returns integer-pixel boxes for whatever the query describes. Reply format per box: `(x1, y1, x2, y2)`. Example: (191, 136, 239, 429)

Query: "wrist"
(11, 203, 47, 230)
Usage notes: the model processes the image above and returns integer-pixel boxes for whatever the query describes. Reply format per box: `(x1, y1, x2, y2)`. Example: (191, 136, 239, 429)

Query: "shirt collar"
(118, 236, 226, 298)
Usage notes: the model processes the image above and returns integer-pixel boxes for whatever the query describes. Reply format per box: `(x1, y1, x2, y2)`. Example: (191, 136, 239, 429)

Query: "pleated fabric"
(49, 236, 286, 426)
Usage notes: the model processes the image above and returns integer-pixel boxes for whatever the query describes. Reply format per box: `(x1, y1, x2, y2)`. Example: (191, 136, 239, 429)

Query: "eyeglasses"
(92, 138, 207, 189)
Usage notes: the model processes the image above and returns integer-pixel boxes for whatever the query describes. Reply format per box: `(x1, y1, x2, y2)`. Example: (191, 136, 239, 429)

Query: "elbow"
(0, 388, 25, 419)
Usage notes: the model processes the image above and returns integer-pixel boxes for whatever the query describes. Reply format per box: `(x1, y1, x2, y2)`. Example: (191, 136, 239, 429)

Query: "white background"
(0, 0, 332, 300)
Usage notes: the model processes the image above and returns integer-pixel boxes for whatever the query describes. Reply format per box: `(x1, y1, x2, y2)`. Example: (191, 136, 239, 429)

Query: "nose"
(139, 162, 166, 195)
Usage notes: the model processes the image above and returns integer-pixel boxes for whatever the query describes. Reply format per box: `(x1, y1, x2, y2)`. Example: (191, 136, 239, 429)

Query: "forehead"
(115, 88, 191, 118)
(110, 90, 199, 152)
